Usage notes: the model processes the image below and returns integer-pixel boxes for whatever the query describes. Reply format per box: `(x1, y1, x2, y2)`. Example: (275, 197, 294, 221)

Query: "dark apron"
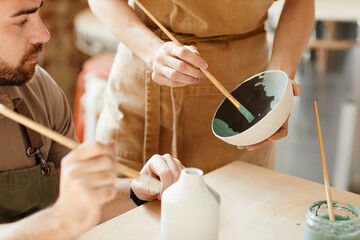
(0, 100, 58, 223)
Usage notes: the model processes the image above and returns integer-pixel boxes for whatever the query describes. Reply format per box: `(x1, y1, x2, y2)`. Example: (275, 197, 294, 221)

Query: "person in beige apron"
(90, 0, 314, 173)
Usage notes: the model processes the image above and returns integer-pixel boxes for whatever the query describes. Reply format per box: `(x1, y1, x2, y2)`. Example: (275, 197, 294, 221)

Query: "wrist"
(130, 186, 149, 206)
(266, 61, 296, 80)
(51, 202, 79, 239)
(145, 40, 164, 69)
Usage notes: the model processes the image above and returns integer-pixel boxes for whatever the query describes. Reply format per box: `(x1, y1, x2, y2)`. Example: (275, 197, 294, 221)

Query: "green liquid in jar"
(304, 201, 360, 240)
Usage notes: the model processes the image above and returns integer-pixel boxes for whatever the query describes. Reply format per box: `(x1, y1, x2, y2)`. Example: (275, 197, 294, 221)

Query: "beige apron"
(96, 0, 276, 173)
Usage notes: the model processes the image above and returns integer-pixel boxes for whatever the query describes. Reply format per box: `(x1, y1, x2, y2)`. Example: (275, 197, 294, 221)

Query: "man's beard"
(0, 44, 43, 86)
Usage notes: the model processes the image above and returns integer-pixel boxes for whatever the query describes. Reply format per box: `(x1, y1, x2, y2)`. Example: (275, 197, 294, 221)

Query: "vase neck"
(179, 168, 206, 187)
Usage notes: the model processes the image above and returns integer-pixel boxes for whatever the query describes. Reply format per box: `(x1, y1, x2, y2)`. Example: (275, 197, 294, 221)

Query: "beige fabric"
(96, 0, 276, 173)
(0, 66, 76, 172)
(136, 0, 273, 37)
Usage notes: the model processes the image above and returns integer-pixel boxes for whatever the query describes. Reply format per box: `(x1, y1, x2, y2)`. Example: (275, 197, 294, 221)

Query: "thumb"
(291, 80, 301, 96)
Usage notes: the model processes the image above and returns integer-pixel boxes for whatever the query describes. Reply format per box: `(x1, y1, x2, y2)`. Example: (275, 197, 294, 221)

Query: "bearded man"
(0, 1, 183, 239)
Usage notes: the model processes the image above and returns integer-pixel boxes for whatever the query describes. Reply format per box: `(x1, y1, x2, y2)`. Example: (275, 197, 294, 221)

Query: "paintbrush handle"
(0, 103, 161, 191)
(200, 69, 240, 108)
(313, 101, 335, 221)
(133, 0, 240, 109)
(133, 0, 181, 45)
(116, 162, 139, 179)
(0, 103, 79, 149)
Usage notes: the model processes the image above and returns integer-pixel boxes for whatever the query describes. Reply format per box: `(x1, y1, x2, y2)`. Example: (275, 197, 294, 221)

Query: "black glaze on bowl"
(213, 72, 287, 137)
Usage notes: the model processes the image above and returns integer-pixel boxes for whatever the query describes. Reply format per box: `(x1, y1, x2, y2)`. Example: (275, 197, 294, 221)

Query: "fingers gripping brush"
(0, 104, 162, 193)
(133, 0, 255, 123)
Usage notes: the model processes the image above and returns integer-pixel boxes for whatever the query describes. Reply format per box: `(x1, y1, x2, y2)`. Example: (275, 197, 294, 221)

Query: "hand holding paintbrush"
(133, 0, 255, 123)
(0, 103, 161, 193)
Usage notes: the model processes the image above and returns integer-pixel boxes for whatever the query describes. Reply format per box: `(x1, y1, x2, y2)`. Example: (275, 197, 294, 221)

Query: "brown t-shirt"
(0, 66, 76, 172)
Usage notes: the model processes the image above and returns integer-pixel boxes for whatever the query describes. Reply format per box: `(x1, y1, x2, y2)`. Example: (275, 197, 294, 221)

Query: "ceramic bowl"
(212, 70, 293, 146)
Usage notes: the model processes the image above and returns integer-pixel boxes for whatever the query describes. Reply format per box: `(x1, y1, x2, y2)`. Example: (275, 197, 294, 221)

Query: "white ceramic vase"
(161, 168, 220, 240)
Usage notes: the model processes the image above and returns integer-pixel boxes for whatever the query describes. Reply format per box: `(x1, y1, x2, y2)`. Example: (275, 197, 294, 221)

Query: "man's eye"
(16, 19, 28, 26)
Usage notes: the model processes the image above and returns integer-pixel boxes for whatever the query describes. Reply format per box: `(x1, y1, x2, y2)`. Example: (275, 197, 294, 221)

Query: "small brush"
(313, 101, 335, 221)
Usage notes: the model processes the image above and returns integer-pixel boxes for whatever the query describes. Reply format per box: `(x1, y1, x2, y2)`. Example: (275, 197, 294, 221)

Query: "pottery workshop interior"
(1, 0, 360, 239)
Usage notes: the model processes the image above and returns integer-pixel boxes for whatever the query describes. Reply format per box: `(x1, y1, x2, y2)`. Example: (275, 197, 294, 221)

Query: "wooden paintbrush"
(133, 0, 255, 123)
(0, 103, 161, 193)
(313, 101, 335, 221)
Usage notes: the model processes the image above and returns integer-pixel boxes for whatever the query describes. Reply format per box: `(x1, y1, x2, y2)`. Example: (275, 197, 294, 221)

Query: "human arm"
(268, 0, 315, 81)
(99, 154, 184, 222)
(0, 142, 117, 240)
(238, 0, 315, 151)
(87, 0, 207, 87)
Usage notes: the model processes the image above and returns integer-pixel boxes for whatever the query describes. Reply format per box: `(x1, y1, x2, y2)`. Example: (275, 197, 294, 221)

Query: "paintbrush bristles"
(313, 101, 335, 221)
(138, 174, 162, 192)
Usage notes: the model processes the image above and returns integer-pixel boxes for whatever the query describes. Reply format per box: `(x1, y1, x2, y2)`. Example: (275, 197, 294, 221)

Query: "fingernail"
(237, 146, 245, 150)
(193, 78, 200, 83)
(200, 63, 208, 69)
(201, 74, 205, 78)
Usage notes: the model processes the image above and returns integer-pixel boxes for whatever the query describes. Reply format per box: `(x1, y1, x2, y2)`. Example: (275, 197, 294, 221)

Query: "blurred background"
(39, 0, 360, 193)
(40, 0, 89, 109)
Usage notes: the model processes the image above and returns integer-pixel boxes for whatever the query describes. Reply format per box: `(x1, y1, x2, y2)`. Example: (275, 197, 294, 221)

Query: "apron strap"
(143, 67, 161, 164)
(143, 66, 185, 162)
(15, 100, 50, 176)
(170, 87, 178, 158)
(152, 25, 266, 45)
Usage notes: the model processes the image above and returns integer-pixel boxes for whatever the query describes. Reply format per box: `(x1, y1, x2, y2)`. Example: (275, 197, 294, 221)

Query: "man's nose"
(29, 15, 50, 45)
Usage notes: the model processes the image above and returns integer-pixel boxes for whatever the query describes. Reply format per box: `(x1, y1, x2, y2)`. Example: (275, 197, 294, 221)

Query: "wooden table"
(77, 161, 360, 240)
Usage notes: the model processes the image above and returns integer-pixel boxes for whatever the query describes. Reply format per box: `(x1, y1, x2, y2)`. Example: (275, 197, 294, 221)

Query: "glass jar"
(304, 201, 360, 240)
